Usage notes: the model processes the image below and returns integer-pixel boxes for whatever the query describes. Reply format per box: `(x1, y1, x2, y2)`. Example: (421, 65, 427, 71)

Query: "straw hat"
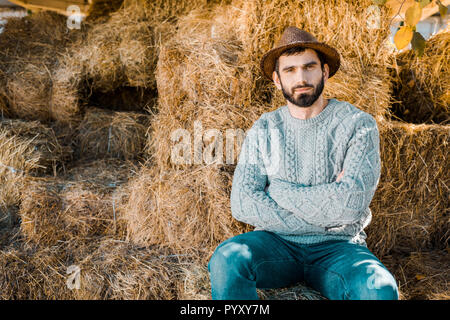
(260, 26, 341, 81)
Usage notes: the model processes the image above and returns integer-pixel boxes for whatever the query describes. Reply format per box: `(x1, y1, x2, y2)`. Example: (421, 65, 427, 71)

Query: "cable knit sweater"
(230, 98, 381, 246)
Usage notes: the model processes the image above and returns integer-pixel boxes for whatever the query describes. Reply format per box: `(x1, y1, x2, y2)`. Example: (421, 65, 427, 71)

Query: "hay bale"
(73, 239, 188, 299)
(0, 10, 81, 122)
(0, 118, 70, 212)
(122, 165, 251, 252)
(180, 262, 326, 300)
(0, 118, 71, 172)
(389, 31, 449, 124)
(51, 0, 215, 117)
(382, 250, 450, 300)
(19, 159, 137, 246)
(75, 108, 150, 160)
(367, 120, 450, 257)
(0, 239, 190, 299)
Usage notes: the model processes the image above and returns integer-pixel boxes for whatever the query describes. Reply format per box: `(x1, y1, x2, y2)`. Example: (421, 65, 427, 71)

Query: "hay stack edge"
(0, 0, 448, 300)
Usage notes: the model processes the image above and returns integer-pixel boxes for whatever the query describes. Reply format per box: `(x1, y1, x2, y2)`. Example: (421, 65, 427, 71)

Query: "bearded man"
(207, 26, 399, 300)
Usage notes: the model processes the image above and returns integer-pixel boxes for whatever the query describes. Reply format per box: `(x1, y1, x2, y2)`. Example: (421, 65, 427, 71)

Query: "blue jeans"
(208, 231, 399, 300)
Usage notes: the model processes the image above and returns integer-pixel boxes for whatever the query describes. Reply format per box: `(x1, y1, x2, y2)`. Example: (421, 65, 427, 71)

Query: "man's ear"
(273, 70, 282, 90)
(323, 63, 330, 82)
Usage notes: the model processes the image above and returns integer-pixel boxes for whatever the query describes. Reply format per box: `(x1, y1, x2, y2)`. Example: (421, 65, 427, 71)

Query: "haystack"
(75, 108, 150, 160)
(19, 159, 137, 246)
(51, 0, 220, 119)
(122, 164, 251, 256)
(389, 30, 449, 124)
(0, 239, 191, 299)
(0, 10, 81, 122)
(367, 120, 449, 257)
(0, 119, 69, 213)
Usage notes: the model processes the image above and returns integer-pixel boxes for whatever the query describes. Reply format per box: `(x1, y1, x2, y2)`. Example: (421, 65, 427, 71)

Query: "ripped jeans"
(208, 231, 398, 300)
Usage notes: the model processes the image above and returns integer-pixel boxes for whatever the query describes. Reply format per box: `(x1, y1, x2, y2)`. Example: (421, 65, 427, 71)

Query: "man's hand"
(336, 169, 345, 182)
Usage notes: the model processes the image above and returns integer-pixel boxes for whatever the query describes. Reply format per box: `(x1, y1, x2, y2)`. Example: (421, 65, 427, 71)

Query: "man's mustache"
(292, 85, 313, 91)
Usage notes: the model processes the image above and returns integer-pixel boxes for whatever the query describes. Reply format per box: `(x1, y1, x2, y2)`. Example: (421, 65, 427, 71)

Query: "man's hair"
(274, 47, 326, 75)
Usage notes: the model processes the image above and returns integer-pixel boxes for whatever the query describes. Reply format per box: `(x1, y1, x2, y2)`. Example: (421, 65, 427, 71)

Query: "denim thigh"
(208, 230, 306, 289)
(303, 240, 399, 300)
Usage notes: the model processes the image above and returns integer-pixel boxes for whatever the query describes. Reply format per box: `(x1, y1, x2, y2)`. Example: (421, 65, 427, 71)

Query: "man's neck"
(286, 96, 329, 120)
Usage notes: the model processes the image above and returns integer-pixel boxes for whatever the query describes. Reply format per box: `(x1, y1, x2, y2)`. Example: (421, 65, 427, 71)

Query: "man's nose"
(293, 69, 308, 84)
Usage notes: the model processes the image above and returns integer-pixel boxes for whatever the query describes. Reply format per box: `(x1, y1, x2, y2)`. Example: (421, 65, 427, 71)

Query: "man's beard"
(279, 72, 325, 108)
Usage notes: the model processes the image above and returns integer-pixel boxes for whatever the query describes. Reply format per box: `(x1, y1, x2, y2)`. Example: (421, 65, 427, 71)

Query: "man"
(207, 27, 399, 300)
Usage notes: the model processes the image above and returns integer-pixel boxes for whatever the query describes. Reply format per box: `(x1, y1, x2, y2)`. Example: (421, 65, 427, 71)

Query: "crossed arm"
(230, 113, 381, 231)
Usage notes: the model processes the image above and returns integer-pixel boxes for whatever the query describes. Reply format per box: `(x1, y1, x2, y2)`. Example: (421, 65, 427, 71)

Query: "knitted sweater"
(230, 98, 381, 246)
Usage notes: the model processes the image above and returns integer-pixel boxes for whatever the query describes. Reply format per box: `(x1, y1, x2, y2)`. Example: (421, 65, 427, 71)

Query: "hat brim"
(260, 41, 341, 81)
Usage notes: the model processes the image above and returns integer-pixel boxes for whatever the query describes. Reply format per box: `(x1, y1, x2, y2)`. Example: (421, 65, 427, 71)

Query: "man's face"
(273, 49, 329, 108)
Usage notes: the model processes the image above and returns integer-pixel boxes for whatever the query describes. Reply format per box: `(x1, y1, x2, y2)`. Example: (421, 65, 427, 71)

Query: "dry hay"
(367, 120, 449, 258)
(0, 118, 71, 172)
(51, 0, 218, 118)
(0, 10, 82, 122)
(0, 118, 70, 213)
(0, 239, 191, 299)
(389, 31, 449, 125)
(75, 108, 150, 160)
(122, 164, 251, 254)
(18, 159, 138, 246)
(179, 262, 326, 300)
(382, 249, 450, 300)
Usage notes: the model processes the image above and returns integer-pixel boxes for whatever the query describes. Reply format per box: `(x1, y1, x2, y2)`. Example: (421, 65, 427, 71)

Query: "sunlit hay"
(367, 121, 450, 258)
(51, 0, 215, 119)
(121, 165, 251, 253)
(73, 239, 191, 299)
(19, 159, 138, 246)
(50, 58, 85, 123)
(382, 250, 450, 300)
(151, 6, 249, 169)
(0, 10, 81, 122)
(179, 261, 326, 300)
(0, 119, 70, 212)
(0, 118, 71, 172)
(0, 239, 191, 299)
(72, 0, 212, 92)
(75, 108, 150, 160)
(231, 0, 395, 119)
(389, 31, 449, 124)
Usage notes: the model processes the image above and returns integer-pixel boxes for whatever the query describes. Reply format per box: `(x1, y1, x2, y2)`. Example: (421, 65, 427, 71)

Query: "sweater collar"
(281, 98, 337, 127)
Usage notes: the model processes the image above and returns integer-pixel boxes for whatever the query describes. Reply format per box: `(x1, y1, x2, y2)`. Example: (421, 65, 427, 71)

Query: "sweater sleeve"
(230, 117, 295, 234)
(266, 114, 381, 228)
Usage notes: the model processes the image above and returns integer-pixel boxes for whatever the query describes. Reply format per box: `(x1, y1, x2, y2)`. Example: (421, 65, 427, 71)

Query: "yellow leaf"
(394, 26, 413, 50)
(415, 274, 426, 280)
(405, 2, 422, 26)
